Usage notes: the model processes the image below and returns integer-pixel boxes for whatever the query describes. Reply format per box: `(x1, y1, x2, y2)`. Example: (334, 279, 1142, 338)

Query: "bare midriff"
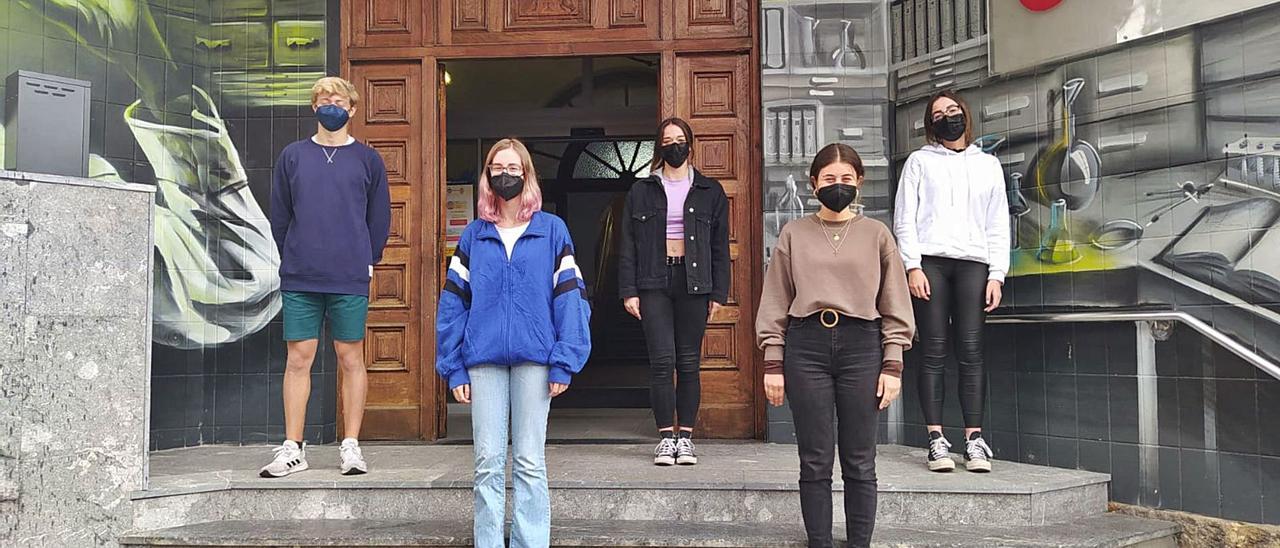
(666, 238, 685, 257)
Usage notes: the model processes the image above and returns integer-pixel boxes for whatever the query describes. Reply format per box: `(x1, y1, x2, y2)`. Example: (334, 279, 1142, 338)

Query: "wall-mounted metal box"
(4, 71, 92, 178)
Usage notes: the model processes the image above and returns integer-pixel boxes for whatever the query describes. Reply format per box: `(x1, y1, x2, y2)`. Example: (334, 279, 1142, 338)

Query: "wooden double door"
(341, 0, 762, 440)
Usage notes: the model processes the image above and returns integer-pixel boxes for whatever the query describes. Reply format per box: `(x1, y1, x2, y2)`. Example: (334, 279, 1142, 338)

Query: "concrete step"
(135, 445, 1109, 529)
(118, 514, 1179, 547)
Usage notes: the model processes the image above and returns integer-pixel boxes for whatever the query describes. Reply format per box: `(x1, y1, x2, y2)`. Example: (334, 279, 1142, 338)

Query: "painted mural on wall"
(2, 1, 328, 349)
(892, 4, 1280, 365)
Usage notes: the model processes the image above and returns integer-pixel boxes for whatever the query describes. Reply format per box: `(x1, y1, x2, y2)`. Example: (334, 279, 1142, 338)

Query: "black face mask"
(816, 183, 858, 213)
(661, 142, 690, 168)
(490, 172, 525, 201)
(931, 113, 967, 143)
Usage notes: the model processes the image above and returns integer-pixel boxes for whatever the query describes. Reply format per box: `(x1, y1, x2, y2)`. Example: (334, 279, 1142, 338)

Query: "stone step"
(118, 514, 1179, 547)
(136, 445, 1110, 529)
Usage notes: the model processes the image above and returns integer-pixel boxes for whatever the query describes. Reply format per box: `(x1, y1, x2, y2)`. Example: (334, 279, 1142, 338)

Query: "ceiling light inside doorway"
(444, 71, 453, 85)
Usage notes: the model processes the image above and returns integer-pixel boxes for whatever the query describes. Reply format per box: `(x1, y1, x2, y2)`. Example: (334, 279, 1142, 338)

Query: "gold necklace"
(811, 214, 854, 255)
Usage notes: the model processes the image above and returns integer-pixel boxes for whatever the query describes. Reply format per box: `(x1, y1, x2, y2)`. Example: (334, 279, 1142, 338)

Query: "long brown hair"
(923, 89, 973, 146)
(649, 117, 695, 171)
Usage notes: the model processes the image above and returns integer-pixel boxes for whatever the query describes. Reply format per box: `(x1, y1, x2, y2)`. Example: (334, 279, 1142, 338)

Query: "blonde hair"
(311, 76, 360, 108)
(477, 139, 542, 223)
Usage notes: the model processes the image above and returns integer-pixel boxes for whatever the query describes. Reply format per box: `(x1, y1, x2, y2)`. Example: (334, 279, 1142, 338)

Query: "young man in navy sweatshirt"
(261, 76, 391, 477)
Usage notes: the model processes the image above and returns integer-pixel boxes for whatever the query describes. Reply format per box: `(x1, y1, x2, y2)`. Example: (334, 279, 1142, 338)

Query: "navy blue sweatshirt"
(270, 137, 391, 296)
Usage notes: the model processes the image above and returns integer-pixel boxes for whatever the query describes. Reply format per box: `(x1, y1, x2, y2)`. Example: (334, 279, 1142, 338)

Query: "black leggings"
(639, 264, 708, 430)
(913, 255, 988, 428)
(785, 314, 882, 548)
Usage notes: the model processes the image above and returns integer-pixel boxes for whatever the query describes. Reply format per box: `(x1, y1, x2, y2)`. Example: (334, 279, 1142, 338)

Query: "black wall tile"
(241, 373, 270, 428)
(1020, 433, 1049, 466)
(1044, 326, 1074, 373)
(1219, 453, 1262, 523)
(1177, 379, 1207, 449)
(1077, 375, 1111, 440)
(1046, 374, 1078, 438)
(1074, 324, 1110, 375)
(1079, 439, 1111, 473)
(1215, 380, 1259, 454)
(1260, 379, 1280, 457)
(1181, 449, 1221, 518)
(1176, 330, 1211, 378)
(152, 428, 185, 451)
(213, 340, 245, 374)
(1015, 325, 1045, 372)
(986, 430, 1020, 461)
(1110, 442, 1141, 505)
(1017, 373, 1048, 435)
(184, 374, 204, 428)
(1048, 436, 1079, 469)
(1262, 457, 1280, 525)
(1157, 378, 1180, 447)
(988, 371, 1019, 432)
(1157, 446, 1181, 510)
(1109, 377, 1140, 444)
(151, 377, 186, 430)
(1107, 324, 1138, 376)
(213, 426, 242, 444)
(214, 374, 243, 426)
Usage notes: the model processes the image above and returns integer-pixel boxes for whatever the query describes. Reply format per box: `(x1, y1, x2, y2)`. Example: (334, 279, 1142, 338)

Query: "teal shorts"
(282, 291, 370, 342)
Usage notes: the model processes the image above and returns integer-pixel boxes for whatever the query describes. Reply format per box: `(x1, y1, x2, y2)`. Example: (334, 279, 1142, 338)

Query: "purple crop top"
(660, 172, 692, 239)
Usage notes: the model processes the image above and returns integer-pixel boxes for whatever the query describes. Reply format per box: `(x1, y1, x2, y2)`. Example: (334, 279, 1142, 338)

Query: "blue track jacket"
(435, 211, 592, 389)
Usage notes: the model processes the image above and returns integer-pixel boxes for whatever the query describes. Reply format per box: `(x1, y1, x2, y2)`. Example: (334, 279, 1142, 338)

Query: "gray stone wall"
(0, 171, 154, 547)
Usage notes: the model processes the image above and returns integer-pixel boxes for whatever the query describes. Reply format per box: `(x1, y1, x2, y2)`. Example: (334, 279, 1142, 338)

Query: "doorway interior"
(441, 55, 660, 443)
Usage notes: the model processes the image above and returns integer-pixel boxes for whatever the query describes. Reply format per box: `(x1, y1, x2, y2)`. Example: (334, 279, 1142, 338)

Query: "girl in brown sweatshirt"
(755, 143, 915, 548)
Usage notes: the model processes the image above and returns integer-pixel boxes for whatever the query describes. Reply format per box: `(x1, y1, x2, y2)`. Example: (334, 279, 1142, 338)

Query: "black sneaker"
(675, 437, 698, 465)
(654, 437, 677, 466)
(926, 431, 955, 472)
(964, 432, 993, 473)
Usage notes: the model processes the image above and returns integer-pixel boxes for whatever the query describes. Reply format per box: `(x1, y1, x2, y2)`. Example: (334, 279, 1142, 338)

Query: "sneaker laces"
(340, 443, 363, 463)
(928, 436, 951, 461)
(675, 437, 695, 454)
(966, 436, 992, 461)
(655, 438, 677, 457)
(271, 443, 300, 464)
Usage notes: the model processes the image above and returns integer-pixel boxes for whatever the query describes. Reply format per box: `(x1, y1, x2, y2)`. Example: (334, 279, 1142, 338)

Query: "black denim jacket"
(618, 169, 730, 303)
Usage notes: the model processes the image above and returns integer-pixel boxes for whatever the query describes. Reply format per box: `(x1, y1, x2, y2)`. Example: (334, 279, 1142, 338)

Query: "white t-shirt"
(496, 222, 529, 259)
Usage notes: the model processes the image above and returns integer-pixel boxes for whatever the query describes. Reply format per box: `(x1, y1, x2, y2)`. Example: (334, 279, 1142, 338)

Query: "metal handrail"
(987, 310, 1280, 381)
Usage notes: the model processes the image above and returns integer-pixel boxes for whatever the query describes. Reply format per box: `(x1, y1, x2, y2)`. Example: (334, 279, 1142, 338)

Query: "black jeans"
(785, 313, 882, 548)
(639, 263, 709, 430)
(913, 255, 988, 428)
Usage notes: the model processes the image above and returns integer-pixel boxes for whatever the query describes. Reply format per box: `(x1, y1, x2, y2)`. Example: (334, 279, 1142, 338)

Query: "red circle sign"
(1020, 0, 1063, 11)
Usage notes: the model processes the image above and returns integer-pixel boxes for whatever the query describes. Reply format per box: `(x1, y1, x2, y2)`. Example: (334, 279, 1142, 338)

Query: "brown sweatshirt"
(755, 214, 916, 376)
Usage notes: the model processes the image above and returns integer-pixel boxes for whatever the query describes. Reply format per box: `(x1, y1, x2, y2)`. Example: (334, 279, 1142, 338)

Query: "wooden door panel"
(346, 61, 427, 440)
(441, 0, 659, 43)
(674, 52, 756, 438)
(352, 0, 425, 47)
(673, 0, 750, 39)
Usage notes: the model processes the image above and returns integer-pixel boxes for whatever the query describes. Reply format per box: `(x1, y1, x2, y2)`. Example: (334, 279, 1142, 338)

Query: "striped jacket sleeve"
(436, 226, 473, 389)
(548, 224, 592, 385)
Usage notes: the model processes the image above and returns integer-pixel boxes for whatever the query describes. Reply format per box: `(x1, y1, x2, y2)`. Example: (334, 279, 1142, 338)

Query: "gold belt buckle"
(819, 308, 840, 328)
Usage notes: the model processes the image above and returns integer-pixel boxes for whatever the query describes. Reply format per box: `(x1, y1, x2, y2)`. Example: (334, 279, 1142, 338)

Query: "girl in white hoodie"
(893, 90, 1010, 473)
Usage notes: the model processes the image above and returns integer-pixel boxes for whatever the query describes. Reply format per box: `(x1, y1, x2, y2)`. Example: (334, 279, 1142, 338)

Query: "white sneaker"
(653, 437, 677, 466)
(259, 440, 308, 478)
(339, 438, 368, 475)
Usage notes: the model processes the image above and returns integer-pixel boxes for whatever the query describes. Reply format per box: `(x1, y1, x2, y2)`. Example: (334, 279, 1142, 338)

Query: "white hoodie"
(893, 143, 1010, 282)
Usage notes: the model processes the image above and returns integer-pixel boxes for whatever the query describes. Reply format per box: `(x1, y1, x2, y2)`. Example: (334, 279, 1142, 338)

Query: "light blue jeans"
(469, 363, 552, 548)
